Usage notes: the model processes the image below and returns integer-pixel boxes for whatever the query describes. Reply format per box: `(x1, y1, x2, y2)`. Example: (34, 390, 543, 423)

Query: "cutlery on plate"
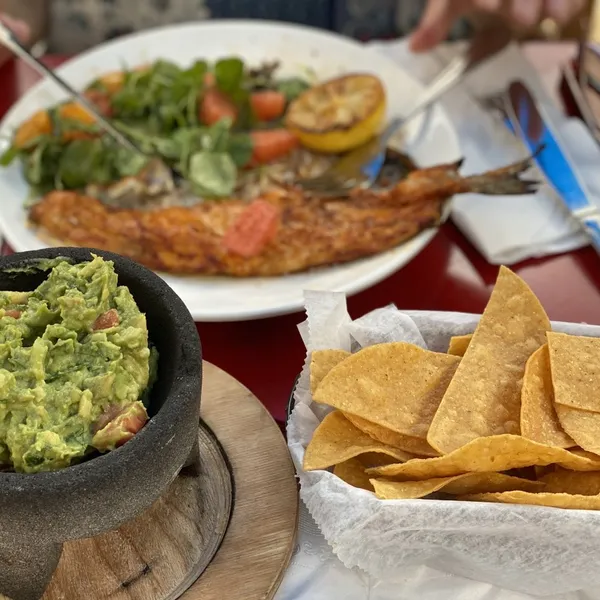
(0, 20, 181, 186)
(502, 78, 600, 256)
(295, 26, 512, 197)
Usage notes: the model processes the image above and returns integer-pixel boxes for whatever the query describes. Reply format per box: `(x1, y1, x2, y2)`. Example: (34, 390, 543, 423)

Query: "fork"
(295, 26, 512, 198)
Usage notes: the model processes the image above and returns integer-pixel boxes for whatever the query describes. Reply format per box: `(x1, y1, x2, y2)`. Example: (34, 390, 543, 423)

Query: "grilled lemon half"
(285, 73, 386, 154)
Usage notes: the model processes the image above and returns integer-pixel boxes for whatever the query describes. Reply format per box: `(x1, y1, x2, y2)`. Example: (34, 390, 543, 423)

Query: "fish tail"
(463, 155, 540, 196)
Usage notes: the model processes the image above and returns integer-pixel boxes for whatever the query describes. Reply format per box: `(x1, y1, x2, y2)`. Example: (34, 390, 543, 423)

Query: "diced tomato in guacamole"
(92, 401, 149, 451)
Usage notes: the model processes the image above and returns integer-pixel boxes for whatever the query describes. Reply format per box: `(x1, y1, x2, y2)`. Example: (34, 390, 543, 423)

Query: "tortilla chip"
(333, 458, 374, 491)
(506, 466, 537, 481)
(520, 344, 574, 448)
(555, 404, 600, 455)
(358, 452, 399, 468)
(313, 342, 460, 439)
(534, 465, 556, 479)
(548, 332, 600, 413)
(310, 351, 437, 458)
(428, 267, 550, 454)
(462, 490, 600, 510)
(366, 434, 600, 480)
(310, 349, 351, 395)
(344, 413, 439, 457)
(371, 472, 544, 500)
(303, 411, 415, 471)
(540, 467, 600, 495)
(447, 334, 472, 357)
(571, 448, 600, 460)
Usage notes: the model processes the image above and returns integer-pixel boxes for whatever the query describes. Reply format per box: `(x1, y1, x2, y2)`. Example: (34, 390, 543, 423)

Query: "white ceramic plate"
(0, 20, 460, 322)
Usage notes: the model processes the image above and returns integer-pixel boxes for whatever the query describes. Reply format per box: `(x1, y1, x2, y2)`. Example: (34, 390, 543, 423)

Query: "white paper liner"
(287, 291, 600, 596)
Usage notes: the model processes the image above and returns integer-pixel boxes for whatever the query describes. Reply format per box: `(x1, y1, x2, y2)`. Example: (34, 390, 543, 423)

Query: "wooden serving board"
(41, 361, 298, 600)
(183, 362, 299, 600)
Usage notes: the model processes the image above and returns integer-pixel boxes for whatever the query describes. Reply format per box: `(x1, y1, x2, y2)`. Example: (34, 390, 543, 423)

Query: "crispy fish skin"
(29, 158, 536, 276)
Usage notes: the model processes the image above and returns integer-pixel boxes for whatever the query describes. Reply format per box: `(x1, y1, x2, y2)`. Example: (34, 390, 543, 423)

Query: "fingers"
(0, 14, 31, 43)
(544, 0, 586, 24)
(505, 0, 585, 28)
(513, 0, 545, 28)
(410, 0, 586, 54)
(0, 13, 31, 68)
(410, 0, 469, 53)
(504, 0, 586, 29)
(473, 0, 501, 11)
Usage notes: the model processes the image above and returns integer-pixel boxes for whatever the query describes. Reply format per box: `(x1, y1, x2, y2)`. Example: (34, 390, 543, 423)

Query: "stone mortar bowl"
(0, 248, 202, 600)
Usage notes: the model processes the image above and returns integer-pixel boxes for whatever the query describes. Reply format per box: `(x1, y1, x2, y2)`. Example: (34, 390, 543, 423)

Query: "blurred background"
(0, 0, 593, 59)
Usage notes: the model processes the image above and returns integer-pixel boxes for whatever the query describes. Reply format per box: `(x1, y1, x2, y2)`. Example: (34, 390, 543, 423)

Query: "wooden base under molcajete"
(40, 362, 298, 600)
(43, 421, 232, 600)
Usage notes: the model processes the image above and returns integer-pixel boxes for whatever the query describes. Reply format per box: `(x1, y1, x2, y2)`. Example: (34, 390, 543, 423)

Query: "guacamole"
(0, 256, 152, 474)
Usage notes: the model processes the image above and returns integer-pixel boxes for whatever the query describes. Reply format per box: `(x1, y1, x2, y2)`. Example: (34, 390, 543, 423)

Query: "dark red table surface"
(3, 56, 600, 425)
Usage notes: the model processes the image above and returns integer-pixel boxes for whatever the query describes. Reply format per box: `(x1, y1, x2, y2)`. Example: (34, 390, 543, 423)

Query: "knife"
(502, 79, 600, 255)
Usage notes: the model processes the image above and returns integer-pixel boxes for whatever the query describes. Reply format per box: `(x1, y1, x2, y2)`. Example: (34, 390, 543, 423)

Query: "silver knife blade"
(503, 79, 600, 255)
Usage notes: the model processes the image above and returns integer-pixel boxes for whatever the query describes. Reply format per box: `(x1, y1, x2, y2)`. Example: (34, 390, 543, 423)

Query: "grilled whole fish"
(29, 157, 537, 276)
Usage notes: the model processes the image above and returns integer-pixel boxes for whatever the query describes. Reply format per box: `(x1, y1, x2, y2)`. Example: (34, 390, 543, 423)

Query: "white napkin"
(367, 39, 594, 264)
(274, 502, 599, 600)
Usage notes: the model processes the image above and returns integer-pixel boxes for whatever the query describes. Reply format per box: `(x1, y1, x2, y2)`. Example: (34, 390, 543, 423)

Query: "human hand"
(0, 13, 31, 66)
(410, 0, 587, 53)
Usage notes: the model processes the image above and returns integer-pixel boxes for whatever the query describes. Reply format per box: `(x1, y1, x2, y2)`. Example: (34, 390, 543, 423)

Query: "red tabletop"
(3, 55, 600, 425)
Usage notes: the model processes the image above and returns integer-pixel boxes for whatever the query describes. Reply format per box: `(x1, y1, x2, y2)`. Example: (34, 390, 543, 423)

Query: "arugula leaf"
(188, 151, 237, 198)
(152, 60, 181, 80)
(22, 136, 65, 194)
(182, 60, 208, 125)
(168, 127, 199, 169)
(114, 147, 149, 177)
(277, 78, 310, 102)
(111, 68, 153, 119)
(214, 58, 244, 94)
(24, 141, 49, 186)
(154, 135, 186, 162)
(214, 57, 253, 128)
(227, 133, 253, 167)
(201, 118, 233, 152)
(0, 145, 19, 167)
(185, 60, 209, 83)
(112, 121, 160, 154)
(58, 139, 113, 189)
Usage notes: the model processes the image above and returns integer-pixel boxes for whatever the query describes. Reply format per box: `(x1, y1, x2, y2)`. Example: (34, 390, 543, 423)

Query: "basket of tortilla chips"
(287, 267, 600, 596)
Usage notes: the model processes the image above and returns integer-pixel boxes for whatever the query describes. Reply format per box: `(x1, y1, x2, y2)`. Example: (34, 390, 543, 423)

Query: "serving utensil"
(295, 26, 512, 197)
(0, 20, 181, 187)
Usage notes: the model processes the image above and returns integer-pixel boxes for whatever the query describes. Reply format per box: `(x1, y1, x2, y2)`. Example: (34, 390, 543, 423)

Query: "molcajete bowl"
(0, 248, 202, 600)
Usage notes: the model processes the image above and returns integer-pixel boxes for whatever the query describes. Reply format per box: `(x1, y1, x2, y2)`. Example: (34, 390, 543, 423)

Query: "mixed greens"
(1, 57, 311, 200)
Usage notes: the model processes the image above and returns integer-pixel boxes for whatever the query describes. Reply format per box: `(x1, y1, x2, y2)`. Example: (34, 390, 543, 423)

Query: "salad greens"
(1, 57, 310, 199)
(276, 78, 311, 102)
(107, 59, 208, 132)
